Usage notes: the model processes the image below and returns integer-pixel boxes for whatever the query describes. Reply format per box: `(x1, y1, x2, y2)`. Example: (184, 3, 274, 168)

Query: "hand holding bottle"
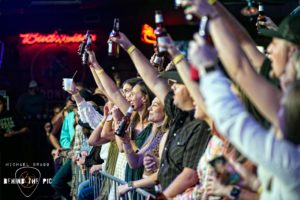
(109, 32, 133, 52)
(188, 33, 218, 71)
(181, 0, 218, 19)
(256, 16, 277, 31)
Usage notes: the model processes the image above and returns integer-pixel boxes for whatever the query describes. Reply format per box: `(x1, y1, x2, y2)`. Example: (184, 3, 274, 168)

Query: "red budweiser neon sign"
(19, 31, 97, 44)
(141, 24, 157, 45)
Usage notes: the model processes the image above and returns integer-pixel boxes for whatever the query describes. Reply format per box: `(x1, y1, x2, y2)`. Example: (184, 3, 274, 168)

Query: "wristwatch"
(200, 64, 219, 76)
(229, 185, 241, 200)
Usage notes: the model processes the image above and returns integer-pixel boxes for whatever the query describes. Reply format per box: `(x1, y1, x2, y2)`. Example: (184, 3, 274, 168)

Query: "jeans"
(51, 159, 72, 200)
(77, 179, 94, 200)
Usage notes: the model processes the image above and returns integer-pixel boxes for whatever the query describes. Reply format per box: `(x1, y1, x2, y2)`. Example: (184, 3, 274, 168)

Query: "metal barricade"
(89, 170, 155, 200)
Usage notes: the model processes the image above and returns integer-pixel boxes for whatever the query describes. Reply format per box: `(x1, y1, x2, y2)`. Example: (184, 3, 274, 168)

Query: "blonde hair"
(293, 50, 300, 80)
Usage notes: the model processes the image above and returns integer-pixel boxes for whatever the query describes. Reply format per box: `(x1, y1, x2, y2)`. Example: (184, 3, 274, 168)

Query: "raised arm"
(200, 70, 300, 187)
(158, 35, 208, 115)
(89, 64, 107, 97)
(110, 32, 170, 105)
(212, 2, 266, 70)
(87, 50, 130, 114)
(186, 1, 282, 127)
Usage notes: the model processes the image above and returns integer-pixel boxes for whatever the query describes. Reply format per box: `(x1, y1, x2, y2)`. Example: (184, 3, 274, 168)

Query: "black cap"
(259, 14, 300, 45)
(159, 70, 184, 84)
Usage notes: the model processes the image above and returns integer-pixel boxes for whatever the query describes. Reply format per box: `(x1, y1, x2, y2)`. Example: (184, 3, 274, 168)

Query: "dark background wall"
(0, 0, 299, 109)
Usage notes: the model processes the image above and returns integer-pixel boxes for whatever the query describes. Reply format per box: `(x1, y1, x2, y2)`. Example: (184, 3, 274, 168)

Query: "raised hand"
(188, 33, 218, 70)
(108, 32, 133, 51)
(256, 16, 278, 31)
(181, 0, 218, 19)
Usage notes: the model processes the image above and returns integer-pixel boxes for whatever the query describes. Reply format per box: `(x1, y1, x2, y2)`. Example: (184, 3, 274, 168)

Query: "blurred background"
(0, 0, 298, 108)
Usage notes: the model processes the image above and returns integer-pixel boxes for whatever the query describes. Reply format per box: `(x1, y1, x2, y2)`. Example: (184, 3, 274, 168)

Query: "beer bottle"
(77, 30, 90, 65)
(108, 18, 120, 58)
(190, 16, 211, 82)
(114, 106, 133, 137)
(83, 31, 92, 65)
(154, 10, 168, 55)
(153, 180, 166, 200)
(257, 2, 266, 32)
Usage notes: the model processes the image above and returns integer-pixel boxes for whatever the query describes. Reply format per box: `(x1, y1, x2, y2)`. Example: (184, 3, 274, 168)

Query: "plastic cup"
(63, 78, 73, 91)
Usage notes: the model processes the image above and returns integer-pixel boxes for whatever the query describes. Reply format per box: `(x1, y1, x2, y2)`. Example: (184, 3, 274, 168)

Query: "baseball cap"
(259, 14, 300, 45)
(159, 70, 184, 84)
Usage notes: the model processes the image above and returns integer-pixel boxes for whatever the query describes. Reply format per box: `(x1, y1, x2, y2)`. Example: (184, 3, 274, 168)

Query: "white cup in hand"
(63, 78, 73, 91)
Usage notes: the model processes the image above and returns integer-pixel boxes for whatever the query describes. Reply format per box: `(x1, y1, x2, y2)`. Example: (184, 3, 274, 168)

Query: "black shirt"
(157, 91, 211, 190)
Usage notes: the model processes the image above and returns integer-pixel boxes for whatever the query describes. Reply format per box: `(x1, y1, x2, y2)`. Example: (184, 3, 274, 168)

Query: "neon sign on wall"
(19, 31, 97, 45)
(141, 24, 157, 45)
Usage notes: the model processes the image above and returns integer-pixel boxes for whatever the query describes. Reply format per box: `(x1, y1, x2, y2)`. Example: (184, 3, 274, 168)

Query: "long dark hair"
(129, 81, 155, 133)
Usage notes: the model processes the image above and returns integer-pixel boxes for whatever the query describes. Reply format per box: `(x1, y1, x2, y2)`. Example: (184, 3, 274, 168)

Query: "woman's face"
(122, 83, 133, 101)
(148, 97, 165, 123)
(129, 85, 146, 111)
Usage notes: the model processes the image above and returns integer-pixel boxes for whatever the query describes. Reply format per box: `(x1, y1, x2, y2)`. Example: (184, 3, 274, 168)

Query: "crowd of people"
(1, 0, 300, 200)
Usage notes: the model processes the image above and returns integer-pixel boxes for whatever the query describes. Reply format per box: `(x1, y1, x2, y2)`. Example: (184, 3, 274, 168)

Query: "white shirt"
(77, 100, 103, 130)
(200, 71, 300, 200)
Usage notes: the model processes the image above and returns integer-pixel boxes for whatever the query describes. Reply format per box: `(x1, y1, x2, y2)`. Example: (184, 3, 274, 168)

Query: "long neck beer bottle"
(257, 2, 266, 33)
(114, 106, 134, 137)
(153, 180, 166, 200)
(108, 18, 120, 58)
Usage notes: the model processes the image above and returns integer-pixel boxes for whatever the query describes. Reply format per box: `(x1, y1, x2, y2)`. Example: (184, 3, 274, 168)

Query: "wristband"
(95, 68, 104, 76)
(127, 45, 136, 55)
(172, 54, 185, 65)
(208, 0, 217, 5)
(99, 122, 105, 129)
(73, 92, 80, 97)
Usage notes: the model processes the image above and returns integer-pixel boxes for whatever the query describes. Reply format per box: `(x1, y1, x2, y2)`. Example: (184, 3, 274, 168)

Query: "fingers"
(180, 0, 193, 7)
(156, 36, 173, 49)
(193, 33, 205, 45)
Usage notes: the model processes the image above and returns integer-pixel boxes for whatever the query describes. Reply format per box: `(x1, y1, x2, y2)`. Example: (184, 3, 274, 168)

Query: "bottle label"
(153, 55, 163, 65)
(108, 41, 113, 54)
(155, 14, 163, 24)
(127, 106, 134, 113)
(157, 37, 168, 52)
(258, 5, 264, 12)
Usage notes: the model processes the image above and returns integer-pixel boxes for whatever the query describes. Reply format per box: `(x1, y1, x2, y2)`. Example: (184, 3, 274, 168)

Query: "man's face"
(267, 38, 290, 78)
(171, 83, 191, 110)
